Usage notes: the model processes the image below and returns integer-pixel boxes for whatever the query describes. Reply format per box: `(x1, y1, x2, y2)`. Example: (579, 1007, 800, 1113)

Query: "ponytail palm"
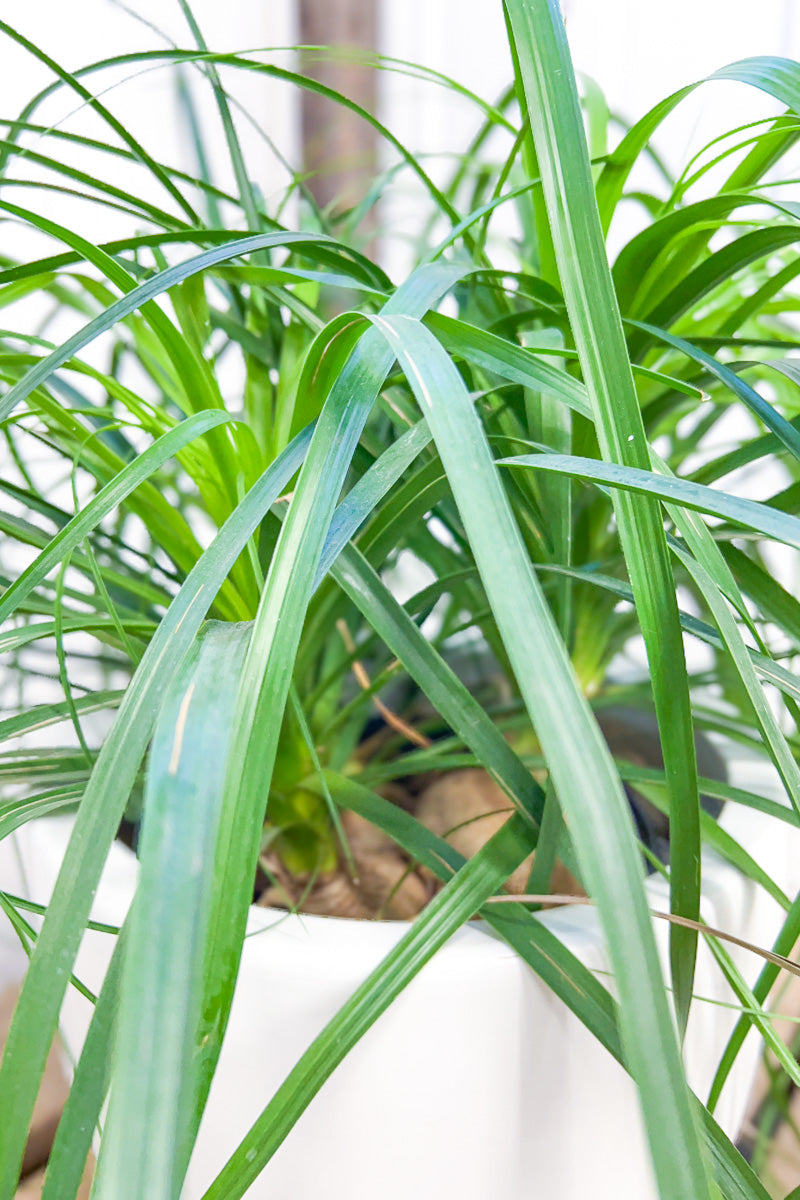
(2, 4, 800, 1197)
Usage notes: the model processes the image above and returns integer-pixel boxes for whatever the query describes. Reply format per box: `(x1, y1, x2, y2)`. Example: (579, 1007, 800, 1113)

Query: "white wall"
(3, 1, 799, 245)
(383, 0, 799, 160)
(379, 0, 800, 265)
(0, 1, 296, 242)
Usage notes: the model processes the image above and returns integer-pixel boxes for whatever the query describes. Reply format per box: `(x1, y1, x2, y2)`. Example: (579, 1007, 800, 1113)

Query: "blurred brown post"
(298, 0, 378, 238)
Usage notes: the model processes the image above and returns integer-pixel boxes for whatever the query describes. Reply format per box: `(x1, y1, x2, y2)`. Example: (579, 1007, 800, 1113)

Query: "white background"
(1, 1, 798, 235)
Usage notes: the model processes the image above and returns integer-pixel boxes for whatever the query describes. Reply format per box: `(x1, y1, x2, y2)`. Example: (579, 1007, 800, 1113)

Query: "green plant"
(3, 2, 800, 1196)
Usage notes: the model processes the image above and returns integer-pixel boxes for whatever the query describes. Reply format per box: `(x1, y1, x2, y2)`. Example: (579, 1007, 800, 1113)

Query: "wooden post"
(297, 0, 378, 230)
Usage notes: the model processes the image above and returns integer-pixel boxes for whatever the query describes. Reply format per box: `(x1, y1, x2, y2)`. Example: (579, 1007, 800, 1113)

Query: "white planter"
(3, 788, 799, 1200)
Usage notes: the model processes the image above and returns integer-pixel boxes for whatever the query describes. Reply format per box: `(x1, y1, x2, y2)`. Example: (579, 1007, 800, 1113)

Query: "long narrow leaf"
(500, 452, 800, 549)
(41, 924, 128, 1200)
(195, 263, 464, 1127)
(0, 411, 230, 625)
(0, 232, 348, 423)
(504, 0, 703, 1046)
(372, 309, 712, 1198)
(0, 425, 313, 1198)
(93, 624, 252, 1199)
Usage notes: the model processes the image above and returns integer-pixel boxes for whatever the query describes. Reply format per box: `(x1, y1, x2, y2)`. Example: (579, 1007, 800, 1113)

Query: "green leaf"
(371, 308, 711, 1198)
(500, 452, 800, 549)
(0, 232, 351, 424)
(698, 1107, 773, 1200)
(0, 425, 313, 1198)
(506, 0, 703, 1053)
(0, 693, 122, 745)
(628, 320, 800, 464)
(671, 542, 800, 820)
(196, 264, 465, 1131)
(92, 623, 252, 1199)
(708, 891, 800, 1113)
(317, 418, 433, 585)
(0, 787, 84, 840)
(329, 545, 544, 825)
(0, 19, 199, 221)
(41, 926, 128, 1200)
(0, 411, 230, 625)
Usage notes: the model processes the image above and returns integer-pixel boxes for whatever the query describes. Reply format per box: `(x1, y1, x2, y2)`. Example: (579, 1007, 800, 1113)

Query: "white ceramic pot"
(3, 782, 798, 1200)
